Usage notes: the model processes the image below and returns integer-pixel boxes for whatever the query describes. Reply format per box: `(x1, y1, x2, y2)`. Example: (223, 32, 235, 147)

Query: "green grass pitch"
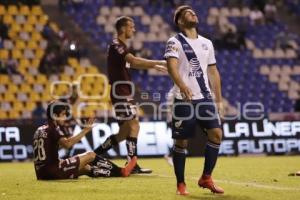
(1, 156, 300, 200)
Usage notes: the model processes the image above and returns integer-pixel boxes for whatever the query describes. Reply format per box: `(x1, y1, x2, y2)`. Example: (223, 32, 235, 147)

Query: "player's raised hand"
(83, 118, 96, 129)
(180, 85, 193, 101)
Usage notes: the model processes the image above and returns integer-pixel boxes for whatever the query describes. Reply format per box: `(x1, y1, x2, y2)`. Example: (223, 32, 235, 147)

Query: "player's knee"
(175, 140, 188, 149)
(210, 129, 222, 143)
(86, 151, 96, 161)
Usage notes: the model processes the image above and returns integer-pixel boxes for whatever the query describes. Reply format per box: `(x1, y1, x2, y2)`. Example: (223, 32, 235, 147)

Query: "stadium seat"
(0, 5, 5, 15)
(20, 5, 30, 15)
(7, 5, 18, 15)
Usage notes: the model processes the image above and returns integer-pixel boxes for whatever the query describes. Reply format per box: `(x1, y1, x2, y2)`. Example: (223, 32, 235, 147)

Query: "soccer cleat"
(198, 175, 224, 194)
(121, 156, 137, 177)
(131, 163, 153, 174)
(176, 182, 189, 195)
(288, 171, 300, 176)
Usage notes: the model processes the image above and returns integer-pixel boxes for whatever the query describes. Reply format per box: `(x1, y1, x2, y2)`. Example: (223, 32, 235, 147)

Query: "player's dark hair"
(115, 16, 133, 33)
(174, 5, 193, 25)
(46, 101, 69, 122)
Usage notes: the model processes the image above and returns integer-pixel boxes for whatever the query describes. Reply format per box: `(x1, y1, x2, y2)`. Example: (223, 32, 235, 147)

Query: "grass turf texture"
(0, 156, 300, 200)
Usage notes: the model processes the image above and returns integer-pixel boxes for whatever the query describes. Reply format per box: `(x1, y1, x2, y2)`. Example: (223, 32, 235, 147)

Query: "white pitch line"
(135, 173, 300, 192)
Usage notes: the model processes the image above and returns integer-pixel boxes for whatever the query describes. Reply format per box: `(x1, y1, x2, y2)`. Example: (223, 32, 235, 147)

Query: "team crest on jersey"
(202, 43, 208, 50)
(188, 58, 202, 77)
(165, 40, 178, 54)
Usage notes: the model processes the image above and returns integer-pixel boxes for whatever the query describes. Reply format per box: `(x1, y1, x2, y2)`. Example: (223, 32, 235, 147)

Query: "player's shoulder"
(197, 35, 213, 45)
(37, 125, 48, 132)
(166, 35, 181, 46)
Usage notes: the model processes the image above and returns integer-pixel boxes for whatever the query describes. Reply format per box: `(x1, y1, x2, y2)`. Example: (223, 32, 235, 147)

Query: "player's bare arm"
(207, 65, 224, 117)
(167, 57, 192, 101)
(125, 53, 167, 72)
(58, 118, 95, 149)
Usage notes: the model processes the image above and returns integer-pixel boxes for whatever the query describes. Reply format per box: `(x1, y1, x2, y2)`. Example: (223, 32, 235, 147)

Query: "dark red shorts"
(35, 156, 80, 180)
(112, 100, 138, 125)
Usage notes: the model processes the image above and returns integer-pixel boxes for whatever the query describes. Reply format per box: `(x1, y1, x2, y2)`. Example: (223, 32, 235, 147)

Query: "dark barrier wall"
(1, 119, 300, 161)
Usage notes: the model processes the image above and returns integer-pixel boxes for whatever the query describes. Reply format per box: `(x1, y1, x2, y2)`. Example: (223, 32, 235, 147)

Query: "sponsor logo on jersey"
(188, 58, 202, 77)
(183, 44, 194, 53)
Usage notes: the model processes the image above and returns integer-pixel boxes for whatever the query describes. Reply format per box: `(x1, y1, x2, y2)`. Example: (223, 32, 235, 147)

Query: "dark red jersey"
(107, 39, 134, 102)
(33, 124, 65, 169)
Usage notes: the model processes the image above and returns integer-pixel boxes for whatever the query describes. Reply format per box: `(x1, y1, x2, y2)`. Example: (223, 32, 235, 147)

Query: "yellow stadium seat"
(32, 6, 43, 16)
(35, 49, 44, 59)
(23, 24, 34, 33)
(4, 93, 15, 101)
(0, 5, 5, 15)
(68, 58, 78, 66)
(27, 15, 37, 25)
(3, 15, 13, 24)
(11, 23, 21, 33)
(25, 101, 36, 111)
(19, 58, 30, 68)
(18, 66, 26, 75)
(15, 40, 26, 50)
(41, 93, 51, 101)
(0, 49, 8, 59)
(31, 32, 42, 41)
(0, 111, 7, 120)
(27, 41, 38, 49)
(0, 75, 10, 83)
(36, 75, 47, 84)
(13, 101, 24, 111)
(60, 74, 72, 82)
(38, 15, 48, 25)
(12, 49, 22, 59)
(20, 5, 30, 15)
(86, 67, 99, 74)
(29, 92, 40, 102)
(8, 84, 18, 93)
(76, 67, 86, 74)
(31, 59, 40, 68)
(25, 75, 35, 84)
(7, 5, 18, 15)
(8, 110, 21, 119)
(20, 84, 32, 93)
(8, 30, 17, 39)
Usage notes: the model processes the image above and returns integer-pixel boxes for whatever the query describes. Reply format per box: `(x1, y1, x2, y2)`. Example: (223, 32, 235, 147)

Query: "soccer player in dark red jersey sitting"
(33, 101, 137, 180)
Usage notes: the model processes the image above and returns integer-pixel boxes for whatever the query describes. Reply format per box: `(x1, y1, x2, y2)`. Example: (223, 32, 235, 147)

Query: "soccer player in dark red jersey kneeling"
(33, 101, 136, 180)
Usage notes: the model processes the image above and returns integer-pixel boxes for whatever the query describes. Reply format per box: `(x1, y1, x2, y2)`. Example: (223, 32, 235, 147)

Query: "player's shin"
(90, 156, 122, 177)
(203, 140, 220, 175)
(126, 137, 137, 160)
(94, 135, 118, 155)
(172, 145, 186, 185)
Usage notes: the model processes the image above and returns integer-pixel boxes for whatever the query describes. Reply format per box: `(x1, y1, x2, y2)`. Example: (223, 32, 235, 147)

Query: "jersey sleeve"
(164, 38, 180, 59)
(112, 43, 130, 58)
(208, 41, 216, 66)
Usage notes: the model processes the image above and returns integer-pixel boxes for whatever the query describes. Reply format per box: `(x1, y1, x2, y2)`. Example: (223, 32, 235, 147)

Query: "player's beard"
(185, 20, 198, 29)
